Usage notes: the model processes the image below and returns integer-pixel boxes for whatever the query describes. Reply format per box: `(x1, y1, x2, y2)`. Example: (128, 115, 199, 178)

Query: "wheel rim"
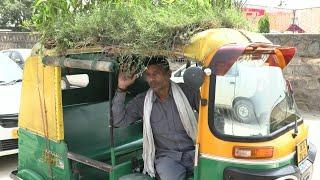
(238, 105, 249, 119)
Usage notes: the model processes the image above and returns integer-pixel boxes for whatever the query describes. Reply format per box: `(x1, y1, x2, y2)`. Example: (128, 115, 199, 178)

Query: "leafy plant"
(28, 0, 250, 55)
(258, 14, 270, 33)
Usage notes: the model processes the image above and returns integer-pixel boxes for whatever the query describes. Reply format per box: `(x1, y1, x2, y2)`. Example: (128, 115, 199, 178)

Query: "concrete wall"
(265, 34, 320, 58)
(0, 32, 38, 50)
(265, 34, 320, 113)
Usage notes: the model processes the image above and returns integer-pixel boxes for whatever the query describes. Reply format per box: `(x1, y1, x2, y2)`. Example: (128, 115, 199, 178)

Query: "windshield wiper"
(289, 90, 299, 138)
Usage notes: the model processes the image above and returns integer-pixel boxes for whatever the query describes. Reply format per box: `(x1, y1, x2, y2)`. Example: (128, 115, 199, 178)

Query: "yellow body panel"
(19, 56, 63, 141)
(190, 28, 305, 160)
(183, 29, 250, 64)
(198, 79, 309, 159)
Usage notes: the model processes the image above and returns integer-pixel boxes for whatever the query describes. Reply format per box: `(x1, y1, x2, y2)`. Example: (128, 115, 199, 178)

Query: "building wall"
(268, 11, 292, 32)
(245, 6, 320, 33)
(0, 32, 38, 50)
(265, 34, 320, 58)
(296, 8, 320, 33)
(265, 34, 320, 113)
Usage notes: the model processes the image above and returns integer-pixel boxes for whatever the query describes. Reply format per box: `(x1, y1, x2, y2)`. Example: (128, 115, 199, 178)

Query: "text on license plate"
(296, 139, 308, 164)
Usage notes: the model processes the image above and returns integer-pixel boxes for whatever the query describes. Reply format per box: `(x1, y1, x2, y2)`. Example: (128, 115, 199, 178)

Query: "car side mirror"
(183, 67, 205, 89)
(13, 58, 22, 63)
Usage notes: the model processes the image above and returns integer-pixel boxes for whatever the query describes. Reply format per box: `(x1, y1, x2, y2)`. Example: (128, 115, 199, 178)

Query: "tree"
(0, 0, 33, 31)
(211, 0, 232, 9)
(233, 0, 247, 10)
(258, 14, 270, 33)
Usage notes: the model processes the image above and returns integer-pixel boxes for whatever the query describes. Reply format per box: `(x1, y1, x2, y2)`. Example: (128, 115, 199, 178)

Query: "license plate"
(11, 129, 18, 139)
(296, 139, 308, 164)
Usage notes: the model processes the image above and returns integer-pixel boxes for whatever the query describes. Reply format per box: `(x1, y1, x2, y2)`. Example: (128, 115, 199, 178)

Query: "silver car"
(0, 53, 22, 156)
(0, 49, 31, 69)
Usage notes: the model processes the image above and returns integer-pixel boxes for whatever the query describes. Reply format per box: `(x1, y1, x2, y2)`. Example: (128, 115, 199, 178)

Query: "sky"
(245, 0, 320, 10)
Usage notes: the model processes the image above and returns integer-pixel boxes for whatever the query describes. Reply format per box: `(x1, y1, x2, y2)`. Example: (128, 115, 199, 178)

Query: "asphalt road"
(0, 154, 17, 180)
(0, 113, 319, 180)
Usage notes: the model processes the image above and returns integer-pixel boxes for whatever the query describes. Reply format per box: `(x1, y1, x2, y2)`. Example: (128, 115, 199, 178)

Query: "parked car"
(171, 59, 287, 124)
(0, 53, 22, 156)
(0, 48, 31, 69)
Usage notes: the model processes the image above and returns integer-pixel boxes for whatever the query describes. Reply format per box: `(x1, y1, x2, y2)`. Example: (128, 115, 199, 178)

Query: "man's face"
(145, 64, 171, 92)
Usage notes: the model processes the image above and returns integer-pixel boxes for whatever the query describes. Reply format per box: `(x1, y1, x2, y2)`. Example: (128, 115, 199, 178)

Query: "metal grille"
(0, 139, 18, 151)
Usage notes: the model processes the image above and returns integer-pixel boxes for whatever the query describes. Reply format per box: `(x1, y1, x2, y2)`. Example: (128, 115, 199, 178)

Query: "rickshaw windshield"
(209, 54, 301, 139)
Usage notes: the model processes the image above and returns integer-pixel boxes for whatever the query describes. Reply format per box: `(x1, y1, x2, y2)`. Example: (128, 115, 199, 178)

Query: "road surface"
(0, 154, 17, 180)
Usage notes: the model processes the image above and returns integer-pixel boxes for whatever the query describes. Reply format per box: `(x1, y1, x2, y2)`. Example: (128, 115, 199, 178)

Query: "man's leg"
(181, 150, 195, 176)
(155, 156, 186, 180)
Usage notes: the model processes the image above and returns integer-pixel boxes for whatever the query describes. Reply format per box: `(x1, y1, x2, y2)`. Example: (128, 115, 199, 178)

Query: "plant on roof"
(27, 0, 250, 56)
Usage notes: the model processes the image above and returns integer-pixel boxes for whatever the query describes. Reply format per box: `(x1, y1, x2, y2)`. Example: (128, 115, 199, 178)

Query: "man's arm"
(112, 64, 145, 127)
(112, 90, 145, 127)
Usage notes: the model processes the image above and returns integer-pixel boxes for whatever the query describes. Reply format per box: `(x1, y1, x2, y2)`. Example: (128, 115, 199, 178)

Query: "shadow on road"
(0, 154, 17, 179)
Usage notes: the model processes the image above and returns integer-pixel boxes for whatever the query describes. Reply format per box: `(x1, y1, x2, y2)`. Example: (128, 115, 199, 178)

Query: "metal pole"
(108, 73, 116, 180)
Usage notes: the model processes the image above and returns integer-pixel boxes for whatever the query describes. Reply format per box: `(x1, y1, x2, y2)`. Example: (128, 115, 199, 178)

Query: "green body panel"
(63, 101, 145, 179)
(18, 63, 149, 179)
(195, 156, 295, 180)
(17, 169, 45, 180)
(63, 101, 143, 158)
(60, 61, 149, 179)
(17, 128, 72, 180)
(18, 108, 145, 180)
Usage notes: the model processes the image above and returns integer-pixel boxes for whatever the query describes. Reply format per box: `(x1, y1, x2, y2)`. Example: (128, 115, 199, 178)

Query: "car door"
(215, 62, 239, 108)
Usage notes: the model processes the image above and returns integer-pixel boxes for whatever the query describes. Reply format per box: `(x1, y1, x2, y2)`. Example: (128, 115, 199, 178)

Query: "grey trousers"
(155, 152, 194, 180)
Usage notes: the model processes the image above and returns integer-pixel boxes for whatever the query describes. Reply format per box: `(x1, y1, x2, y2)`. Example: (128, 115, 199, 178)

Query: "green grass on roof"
(29, 0, 250, 56)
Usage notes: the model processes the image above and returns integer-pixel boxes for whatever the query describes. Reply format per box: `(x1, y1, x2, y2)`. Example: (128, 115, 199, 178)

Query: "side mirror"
(183, 67, 205, 89)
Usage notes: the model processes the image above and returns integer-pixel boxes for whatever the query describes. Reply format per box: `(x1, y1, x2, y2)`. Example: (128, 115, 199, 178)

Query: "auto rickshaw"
(12, 28, 316, 180)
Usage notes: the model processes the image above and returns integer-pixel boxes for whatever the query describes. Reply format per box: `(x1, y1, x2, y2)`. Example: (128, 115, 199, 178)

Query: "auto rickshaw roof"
(41, 28, 295, 72)
(182, 28, 272, 63)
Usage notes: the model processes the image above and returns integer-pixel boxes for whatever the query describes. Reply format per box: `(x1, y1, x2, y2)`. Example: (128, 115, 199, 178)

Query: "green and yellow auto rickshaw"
(12, 28, 316, 180)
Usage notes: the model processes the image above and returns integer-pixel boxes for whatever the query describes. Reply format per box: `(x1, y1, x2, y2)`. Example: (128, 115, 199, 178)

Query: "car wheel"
(232, 99, 256, 124)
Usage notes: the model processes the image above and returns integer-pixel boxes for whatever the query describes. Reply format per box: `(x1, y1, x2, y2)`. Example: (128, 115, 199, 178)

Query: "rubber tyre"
(232, 99, 256, 124)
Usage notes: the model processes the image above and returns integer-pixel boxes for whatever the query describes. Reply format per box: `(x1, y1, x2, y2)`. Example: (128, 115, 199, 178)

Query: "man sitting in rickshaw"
(112, 56, 199, 179)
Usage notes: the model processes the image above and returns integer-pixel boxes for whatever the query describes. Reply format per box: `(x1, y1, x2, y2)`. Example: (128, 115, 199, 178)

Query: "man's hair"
(144, 56, 170, 72)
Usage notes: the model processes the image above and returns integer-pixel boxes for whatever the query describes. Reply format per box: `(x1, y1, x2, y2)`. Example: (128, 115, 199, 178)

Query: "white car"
(0, 49, 32, 69)
(171, 60, 286, 124)
(0, 53, 22, 156)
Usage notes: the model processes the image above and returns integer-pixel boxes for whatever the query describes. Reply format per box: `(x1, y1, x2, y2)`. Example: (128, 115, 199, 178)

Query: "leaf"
(34, 0, 48, 7)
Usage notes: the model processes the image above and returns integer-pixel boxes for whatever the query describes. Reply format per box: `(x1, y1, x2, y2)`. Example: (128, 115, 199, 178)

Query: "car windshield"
(0, 54, 22, 84)
(209, 57, 300, 138)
